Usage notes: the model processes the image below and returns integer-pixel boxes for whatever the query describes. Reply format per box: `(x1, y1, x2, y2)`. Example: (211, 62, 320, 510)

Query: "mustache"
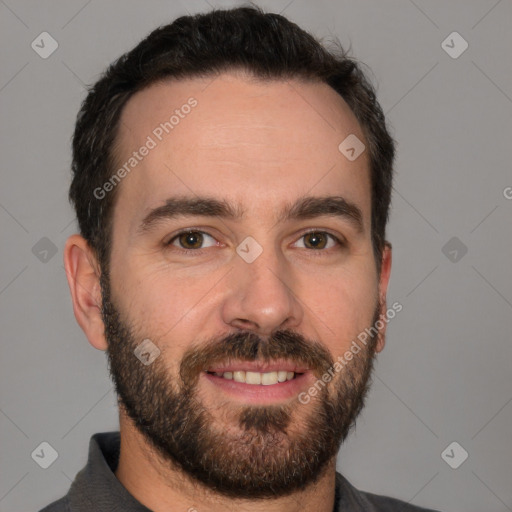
(179, 329, 334, 387)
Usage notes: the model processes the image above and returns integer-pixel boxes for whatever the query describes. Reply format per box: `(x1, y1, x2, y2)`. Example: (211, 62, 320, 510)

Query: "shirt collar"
(67, 431, 152, 511)
(66, 431, 373, 511)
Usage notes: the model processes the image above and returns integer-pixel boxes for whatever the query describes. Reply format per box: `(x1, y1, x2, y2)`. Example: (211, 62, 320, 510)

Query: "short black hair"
(70, 5, 395, 270)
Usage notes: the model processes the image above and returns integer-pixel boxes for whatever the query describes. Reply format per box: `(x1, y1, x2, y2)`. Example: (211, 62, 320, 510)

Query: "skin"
(64, 71, 392, 512)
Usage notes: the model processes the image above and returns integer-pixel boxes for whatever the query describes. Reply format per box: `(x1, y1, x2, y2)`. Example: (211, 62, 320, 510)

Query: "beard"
(100, 270, 382, 499)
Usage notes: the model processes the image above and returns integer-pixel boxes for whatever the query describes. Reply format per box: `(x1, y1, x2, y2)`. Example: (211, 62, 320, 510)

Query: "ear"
(375, 242, 392, 353)
(63, 234, 108, 351)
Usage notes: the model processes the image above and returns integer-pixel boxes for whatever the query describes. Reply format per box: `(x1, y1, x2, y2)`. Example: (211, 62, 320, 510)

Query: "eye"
(167, 230, 218, 250)
(293, 231, 341, 250)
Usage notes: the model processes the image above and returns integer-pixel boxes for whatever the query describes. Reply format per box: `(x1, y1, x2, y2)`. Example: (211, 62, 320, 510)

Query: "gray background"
(1, 1, 511, 511)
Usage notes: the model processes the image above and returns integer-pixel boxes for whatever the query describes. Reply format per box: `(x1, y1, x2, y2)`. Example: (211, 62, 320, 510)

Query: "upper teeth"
(212, 370, 295, 385)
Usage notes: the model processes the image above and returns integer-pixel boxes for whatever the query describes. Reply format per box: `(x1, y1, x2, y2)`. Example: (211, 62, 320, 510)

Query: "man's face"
(101, 72, 390, 497)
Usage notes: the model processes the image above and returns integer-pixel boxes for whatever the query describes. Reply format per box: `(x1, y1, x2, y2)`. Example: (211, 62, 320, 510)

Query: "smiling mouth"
(204, 359, 310, 386)
(205, 370, 302, 385)
(202, 361, 312, 404)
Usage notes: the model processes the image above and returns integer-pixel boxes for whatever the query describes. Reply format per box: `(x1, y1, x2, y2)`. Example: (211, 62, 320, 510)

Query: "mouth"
(206, 369, 299, 385)
(202, 360, 313, 404)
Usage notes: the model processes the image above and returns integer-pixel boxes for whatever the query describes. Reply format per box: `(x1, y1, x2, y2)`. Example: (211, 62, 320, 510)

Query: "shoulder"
(335, 472, 442, 512)
(38, 496, 70, 512)
(362, 490, 442, 512)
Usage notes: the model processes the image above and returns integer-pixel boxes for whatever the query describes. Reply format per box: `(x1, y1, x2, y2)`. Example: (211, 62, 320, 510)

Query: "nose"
(221, 246, 304, 336)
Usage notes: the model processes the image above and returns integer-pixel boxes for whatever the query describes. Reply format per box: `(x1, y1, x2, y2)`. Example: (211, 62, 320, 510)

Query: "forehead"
(112, 72, 371, 232)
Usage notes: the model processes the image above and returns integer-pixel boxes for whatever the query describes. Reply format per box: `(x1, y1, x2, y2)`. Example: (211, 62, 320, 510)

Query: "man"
(42, 5, 441, 512)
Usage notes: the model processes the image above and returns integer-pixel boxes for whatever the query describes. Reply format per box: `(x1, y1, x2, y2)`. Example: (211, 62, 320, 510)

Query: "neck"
(114, 412, 337, 512)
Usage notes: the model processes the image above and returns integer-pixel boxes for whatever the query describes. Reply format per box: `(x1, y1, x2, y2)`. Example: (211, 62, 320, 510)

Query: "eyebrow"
(137, 195, 364, 234)
(281, 195, 364, 232)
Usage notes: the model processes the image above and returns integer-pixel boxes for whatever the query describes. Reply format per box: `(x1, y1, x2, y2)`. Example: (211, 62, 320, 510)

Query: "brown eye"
(168, 231, 217, 250)
(178, 231, 204, 249)
(303, 232, 328, 249)
(294, 231, 341, 250)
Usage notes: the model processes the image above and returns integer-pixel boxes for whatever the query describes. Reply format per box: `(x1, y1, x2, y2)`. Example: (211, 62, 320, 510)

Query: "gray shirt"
(39, 432, 441, 511)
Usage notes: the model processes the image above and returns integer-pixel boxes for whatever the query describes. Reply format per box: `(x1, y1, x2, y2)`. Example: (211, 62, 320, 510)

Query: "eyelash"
(165, 229, 344, 255)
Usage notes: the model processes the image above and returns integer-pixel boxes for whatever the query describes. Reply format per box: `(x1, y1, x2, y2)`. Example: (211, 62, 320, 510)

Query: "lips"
(202, 360, 312, 404)
(205, 360, 308, 385)
(207, 370, 297, 385)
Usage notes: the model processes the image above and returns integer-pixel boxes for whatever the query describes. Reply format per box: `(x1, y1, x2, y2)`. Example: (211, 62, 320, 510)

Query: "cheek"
(113, 262, 218, 351)
(299, 268, 377, 351)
